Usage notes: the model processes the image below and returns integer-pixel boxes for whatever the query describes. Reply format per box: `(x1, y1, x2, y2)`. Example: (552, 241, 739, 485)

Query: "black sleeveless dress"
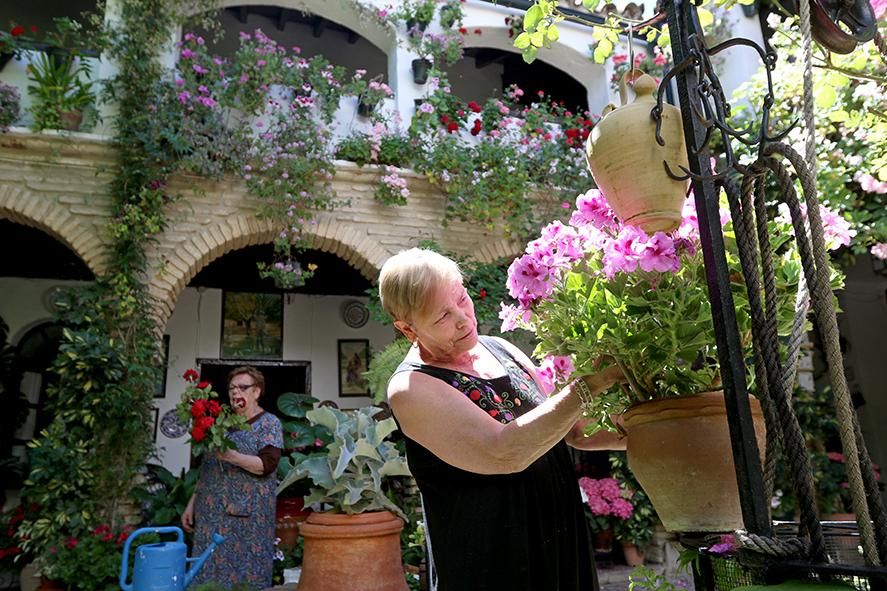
(392, 336, 598, 591)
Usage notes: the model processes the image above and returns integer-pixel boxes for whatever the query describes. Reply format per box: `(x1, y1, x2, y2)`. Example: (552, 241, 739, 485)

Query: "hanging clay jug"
(585, 71, 689, 233)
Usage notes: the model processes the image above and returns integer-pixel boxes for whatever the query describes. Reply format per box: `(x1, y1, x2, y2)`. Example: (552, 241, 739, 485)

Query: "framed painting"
(221, 292, 283, 359)
(338, 339, 370, 397)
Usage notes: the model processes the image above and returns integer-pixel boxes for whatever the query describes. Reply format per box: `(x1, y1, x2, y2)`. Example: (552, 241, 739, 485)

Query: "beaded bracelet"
(572, 378, 595, 416)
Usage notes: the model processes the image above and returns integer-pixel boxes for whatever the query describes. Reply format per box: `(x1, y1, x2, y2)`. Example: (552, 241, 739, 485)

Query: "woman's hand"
(182, 495, 195, 533)
(215, 449, 238, 463)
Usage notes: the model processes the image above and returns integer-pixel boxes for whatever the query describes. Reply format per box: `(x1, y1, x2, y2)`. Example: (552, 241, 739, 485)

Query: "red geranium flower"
(183, 369, 199, 382)
(191, 399, 207, 418)
(467, 101, 481, 113)
(479, 288, 487, 299)
(196, 415, 215, 430)
(207, 400, 221, 416)
(470, 119, 482, 136)
(10, 26, 24, 37)
(192, 426, 206, 442)
(197, 381, 211, 389)
(64, 537, 78, 550)
(446, 121, 458, 133)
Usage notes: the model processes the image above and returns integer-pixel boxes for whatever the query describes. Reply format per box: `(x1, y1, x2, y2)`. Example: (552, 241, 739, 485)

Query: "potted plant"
(40, 523, 143, 591)
(276, 405, 411, 591)
(26, 50, 94, 131)
(275, 392, 333, 547)
(503, 192, 849, 531)
(0, 82, 21, 131)
(396, 0, 437, 33)
(0, 24, 37, 71)
(349, 74, 393, 118)
(578, 476, 634, 555)
(610, 452, 657, 566)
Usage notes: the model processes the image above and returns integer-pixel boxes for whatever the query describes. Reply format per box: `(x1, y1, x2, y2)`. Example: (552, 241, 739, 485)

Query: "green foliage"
(21, 284, 159, 555)
(41, 524, 157, 591)
(628, 565, 689, 591)
(26, 50, 94, 131)
(134, 465, 199, 527)
(730, 15, 887, 259)
(271, 537, 303, 585)
(21, 0, 220, 568)
(276, 392, 334, 498)
(276, 406, 411, 518)
(364, 337, 412, 403)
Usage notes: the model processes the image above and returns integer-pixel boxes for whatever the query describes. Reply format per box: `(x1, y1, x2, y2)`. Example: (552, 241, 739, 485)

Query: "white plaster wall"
(0, 277, 87, 341)
(155, 286, 396, 475)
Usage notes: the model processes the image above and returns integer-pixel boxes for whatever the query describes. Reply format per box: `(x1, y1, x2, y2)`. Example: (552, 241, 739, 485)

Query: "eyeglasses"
(228, 383, 256, 393)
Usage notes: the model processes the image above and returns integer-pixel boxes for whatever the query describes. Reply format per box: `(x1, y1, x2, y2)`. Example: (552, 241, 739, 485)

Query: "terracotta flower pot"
(585, 72, 689, 233)
(622, 391, 766, 533)
(58, 110, 83, 132)
(297, 511, 408, 591)
(276, 496, 311, 548)
(621, 542, 646, 566)
(592, 528, 614, 553)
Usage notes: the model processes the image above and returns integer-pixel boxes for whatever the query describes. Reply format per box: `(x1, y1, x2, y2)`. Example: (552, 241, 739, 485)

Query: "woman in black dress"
(380, 248, 625, 591)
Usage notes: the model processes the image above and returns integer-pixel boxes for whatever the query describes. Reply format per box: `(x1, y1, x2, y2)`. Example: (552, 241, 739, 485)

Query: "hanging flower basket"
(622, 391, 766, 533)
(357, 98, 374, 118)
(585, 72, 689, 233)
(411, 58, 431, 85)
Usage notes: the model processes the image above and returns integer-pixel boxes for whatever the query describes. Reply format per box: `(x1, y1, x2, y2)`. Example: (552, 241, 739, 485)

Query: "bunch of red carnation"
(190, 395, 222, 442)
(176, 369, 247, 456)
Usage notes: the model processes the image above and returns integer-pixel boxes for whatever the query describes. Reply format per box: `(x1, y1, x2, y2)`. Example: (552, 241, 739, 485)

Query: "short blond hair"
(379, 248, 463, 322)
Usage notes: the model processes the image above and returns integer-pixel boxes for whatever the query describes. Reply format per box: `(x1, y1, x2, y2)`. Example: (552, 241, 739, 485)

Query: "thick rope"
(732, 161, 827, 563)
(764, 143, 884, 566)
(781, 276, 810, 397)
(736, 530, 809, 558)
(798, 0, 817, 179)
(722, 176, 780, 503)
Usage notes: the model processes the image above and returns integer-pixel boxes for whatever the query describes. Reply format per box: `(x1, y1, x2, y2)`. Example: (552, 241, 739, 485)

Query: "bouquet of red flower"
(176, 369, 248, 456)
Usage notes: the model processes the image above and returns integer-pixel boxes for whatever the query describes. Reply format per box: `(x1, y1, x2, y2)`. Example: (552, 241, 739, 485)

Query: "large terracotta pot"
(585, 72, 689, 233)
(297, 511, 408, 591)
(622, 391, 766, 533)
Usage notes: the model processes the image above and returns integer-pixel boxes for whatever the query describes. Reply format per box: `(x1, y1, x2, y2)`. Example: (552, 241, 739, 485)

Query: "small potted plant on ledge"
(26, 50, 94, 131)
(578, 476, 634, 557)
(0, 82, 21, 131)
(277, 406, 412, 591)
(504, 192, 849, 532)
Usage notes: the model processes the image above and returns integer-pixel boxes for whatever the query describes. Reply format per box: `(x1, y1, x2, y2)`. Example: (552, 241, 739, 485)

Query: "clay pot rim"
(623, 390, 763, 428)
(299, 510, 404, 539)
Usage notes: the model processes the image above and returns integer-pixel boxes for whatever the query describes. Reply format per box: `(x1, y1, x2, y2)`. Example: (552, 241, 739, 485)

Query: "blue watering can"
(119, 526, 224, 591)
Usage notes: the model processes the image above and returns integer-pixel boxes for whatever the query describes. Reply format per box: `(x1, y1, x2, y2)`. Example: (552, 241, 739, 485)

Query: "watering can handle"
(119, 527, 185, 591)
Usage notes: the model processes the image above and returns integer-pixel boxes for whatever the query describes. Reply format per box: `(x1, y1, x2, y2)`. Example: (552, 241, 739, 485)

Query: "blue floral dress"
(393, 336, 597, 591)
(192, 411, 283, 590)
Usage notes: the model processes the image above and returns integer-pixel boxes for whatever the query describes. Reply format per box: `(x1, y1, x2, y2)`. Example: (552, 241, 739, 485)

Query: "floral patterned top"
(393, 336, 597, 591)
(192, 411, 283, 590)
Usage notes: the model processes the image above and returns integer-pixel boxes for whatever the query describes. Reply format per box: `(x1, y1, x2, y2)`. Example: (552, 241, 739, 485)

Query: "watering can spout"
(183, 533, 225, 588)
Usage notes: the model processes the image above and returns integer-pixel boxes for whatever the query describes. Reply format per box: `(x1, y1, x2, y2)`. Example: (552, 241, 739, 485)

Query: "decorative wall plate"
(341, 300, 369, 329)
(159, 409, 189, 439)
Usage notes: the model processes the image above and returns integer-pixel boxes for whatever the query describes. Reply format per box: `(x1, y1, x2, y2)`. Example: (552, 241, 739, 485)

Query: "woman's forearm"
(221, 450, 265, 475)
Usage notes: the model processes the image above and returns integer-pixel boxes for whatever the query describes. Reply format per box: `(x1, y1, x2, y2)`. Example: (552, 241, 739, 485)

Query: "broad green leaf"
(514, 32, 531, 49)
(697, 8, 714, 28)
(593, 38, 613, 63)
(524, 5, 543, 30)
(522, 46, 538, 64)
(547, 24, 560, 42)
(530, 31, 544, 46)
(583, 0, 601, 10)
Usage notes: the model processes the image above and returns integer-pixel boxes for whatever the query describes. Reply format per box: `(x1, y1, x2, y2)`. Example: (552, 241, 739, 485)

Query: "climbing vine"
(20, 0, 219, 561)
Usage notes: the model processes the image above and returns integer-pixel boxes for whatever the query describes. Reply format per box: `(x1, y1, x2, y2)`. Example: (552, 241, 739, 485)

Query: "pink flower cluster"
(536, 355, 575, 394)
(503, 190, 704, 332)
(776, 203, 857, 250)
(578, 476, 634, 520)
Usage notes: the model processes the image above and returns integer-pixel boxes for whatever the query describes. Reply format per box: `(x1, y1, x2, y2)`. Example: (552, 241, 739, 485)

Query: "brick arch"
(149, 213, 389, 327)
(202, 0, 396, 54)
(0, 183, 107, 275)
